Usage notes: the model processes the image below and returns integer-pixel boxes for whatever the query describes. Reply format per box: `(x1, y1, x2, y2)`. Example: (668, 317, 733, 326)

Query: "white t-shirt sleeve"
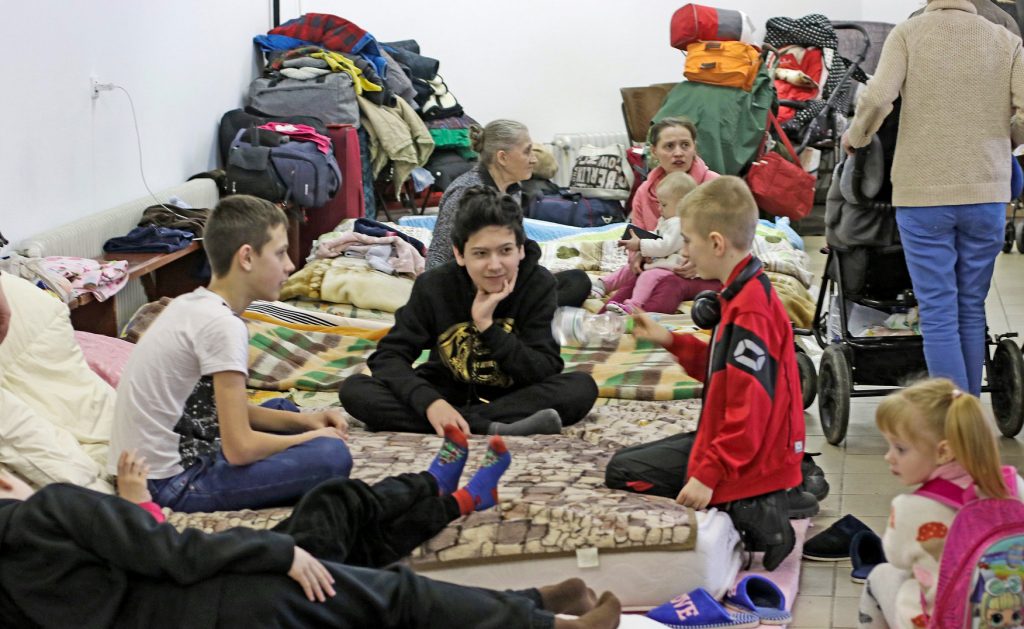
(195, 315, 249, 376)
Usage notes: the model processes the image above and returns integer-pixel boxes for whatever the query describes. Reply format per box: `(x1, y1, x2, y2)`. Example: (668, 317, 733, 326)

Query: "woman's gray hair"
(469, 119, 530, 167)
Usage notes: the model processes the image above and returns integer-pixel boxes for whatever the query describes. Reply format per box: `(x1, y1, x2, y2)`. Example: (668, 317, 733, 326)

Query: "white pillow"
(0, 273, 114, 492)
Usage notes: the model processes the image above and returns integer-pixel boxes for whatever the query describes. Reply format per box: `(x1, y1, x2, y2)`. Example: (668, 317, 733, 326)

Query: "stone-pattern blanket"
(165, 398, 701, 567)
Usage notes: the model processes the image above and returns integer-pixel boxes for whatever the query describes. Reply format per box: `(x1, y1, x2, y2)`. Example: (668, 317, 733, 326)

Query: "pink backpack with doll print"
(919, 467, 1024, 629)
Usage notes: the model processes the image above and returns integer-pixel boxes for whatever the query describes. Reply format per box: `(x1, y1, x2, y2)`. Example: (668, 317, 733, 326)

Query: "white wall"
(1, 0, 271, 248)
(2, 0, 928, 246)
(283, 0, 925, 141)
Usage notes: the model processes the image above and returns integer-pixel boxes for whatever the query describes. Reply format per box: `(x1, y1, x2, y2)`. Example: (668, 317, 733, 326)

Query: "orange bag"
(684, 41, 761, 92)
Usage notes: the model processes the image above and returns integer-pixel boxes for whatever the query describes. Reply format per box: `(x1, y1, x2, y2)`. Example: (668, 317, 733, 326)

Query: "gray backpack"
(248, 73, 360, 127)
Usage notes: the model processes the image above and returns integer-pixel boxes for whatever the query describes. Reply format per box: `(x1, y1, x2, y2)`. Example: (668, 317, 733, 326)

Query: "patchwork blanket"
(562, 334, 702, 401)
(165, 398, 701, 567)
(125, 301, 705, 399)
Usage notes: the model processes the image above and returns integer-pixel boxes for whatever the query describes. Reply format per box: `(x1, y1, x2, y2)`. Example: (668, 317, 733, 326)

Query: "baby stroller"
(763, 16, 871, 155)
(810, 104, 1024, 444)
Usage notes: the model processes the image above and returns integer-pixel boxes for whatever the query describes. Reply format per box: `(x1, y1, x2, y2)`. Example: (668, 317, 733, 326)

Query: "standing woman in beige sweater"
(841, 0, 1024, 397)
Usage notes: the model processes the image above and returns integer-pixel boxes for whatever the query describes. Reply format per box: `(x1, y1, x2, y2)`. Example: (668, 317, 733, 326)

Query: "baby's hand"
(617, 230, 642, 252)
(116, 449, 153, 505)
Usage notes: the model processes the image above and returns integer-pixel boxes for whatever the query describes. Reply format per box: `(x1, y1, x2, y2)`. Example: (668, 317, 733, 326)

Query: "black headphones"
(690, 257, 763, 329)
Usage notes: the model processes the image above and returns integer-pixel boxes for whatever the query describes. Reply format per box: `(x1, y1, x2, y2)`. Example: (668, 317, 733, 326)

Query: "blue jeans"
(149, 437, 352, 513)
(895, 203, 1004, 395)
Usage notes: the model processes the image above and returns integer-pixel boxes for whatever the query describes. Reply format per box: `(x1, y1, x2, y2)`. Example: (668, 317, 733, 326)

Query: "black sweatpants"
(216, 563, 554, 628)
(604, 431, 695, 498)
(340, 371, 598, 434)
(217, 471, 554, 628)
(272, 471, 458, 567)
(555, 269, 591, 308)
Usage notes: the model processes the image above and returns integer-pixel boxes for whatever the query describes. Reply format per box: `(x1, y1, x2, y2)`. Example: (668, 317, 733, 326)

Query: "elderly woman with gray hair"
(424, 119, 590, 307)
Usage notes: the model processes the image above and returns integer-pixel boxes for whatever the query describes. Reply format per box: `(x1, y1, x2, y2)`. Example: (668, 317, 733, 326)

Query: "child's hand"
(471, 270, 517, 332)
(617, 229, 642, 252)
(675, 477, 713, 510)
(289, 546, 336, 603)
(313, 409, 349, 441)
(426, 399, 472, 436)
(116, 449, 153, 505)
(630, 307, 673, 348)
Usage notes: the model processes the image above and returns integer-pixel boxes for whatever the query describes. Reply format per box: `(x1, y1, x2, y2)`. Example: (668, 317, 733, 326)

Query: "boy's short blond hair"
(678, 176, 757, 250)
(656, 171, 698, 210)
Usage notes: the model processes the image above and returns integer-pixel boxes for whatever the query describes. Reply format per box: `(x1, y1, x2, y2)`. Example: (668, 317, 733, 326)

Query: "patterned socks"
(453, 436, 512, 515)
(427, 425, 469, 496)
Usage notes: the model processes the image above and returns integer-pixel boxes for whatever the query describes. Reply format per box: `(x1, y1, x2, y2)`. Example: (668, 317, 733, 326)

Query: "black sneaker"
(787, 488, 820, 519)
(802, 514, 873, 561)
(800, 452, 830, 501)
(723, 489, 796, 572)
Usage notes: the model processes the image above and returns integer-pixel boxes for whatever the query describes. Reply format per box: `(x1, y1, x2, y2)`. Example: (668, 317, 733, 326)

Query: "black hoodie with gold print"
(366, 240, 562, 415)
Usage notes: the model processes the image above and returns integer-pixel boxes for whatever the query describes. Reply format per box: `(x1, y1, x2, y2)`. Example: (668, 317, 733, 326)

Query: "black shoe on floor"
(800, 452, 830, 501)
(787, 488, 819, 519)
(802, 514, 873, 561)
(723, 489, 796, 572)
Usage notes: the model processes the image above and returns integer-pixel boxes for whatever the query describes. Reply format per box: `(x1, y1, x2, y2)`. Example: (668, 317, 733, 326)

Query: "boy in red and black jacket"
(605, 176, 806, 570)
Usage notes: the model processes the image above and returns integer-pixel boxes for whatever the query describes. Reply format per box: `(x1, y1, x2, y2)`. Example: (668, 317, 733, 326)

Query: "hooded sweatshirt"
(367, 239, 562, 415)
(0, 484, 293, 629)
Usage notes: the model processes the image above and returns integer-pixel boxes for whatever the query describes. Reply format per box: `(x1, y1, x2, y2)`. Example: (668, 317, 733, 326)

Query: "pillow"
(0, 273, 114, 492)
(75, 331, 134, 388)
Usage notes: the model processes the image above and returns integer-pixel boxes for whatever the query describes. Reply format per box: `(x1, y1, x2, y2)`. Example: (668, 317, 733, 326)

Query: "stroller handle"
(829, 22, 872, 67)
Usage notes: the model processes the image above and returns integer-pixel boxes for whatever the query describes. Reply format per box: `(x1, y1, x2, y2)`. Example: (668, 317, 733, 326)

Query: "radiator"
(550, 132, 631, 187)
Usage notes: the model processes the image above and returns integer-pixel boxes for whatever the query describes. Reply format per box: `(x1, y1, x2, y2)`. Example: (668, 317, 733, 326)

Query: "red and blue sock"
(453, 435, 511, 514)
(427, 424, 469, 496)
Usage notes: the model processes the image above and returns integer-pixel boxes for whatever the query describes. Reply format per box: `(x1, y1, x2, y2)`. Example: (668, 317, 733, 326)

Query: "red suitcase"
(298, 123, 365, 260)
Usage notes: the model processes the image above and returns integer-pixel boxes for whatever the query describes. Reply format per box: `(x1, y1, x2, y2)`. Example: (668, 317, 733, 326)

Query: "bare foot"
(554, 591, 621, 629)
(116, 450, 152, 504)
(539, 578, 598, 616)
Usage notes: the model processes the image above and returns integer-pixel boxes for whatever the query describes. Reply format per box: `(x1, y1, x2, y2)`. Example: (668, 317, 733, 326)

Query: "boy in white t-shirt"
(108, 195, 351, 513)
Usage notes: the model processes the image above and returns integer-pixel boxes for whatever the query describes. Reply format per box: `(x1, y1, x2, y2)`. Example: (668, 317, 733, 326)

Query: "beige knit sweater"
(847, 0, 1024, 206)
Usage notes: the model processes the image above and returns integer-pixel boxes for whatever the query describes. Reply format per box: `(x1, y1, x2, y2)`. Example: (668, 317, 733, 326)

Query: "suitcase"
(299, 124, 365, 260)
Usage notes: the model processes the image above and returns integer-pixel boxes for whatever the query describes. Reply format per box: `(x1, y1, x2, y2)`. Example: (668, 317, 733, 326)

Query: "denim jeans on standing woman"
(895, 203, 1005, 396)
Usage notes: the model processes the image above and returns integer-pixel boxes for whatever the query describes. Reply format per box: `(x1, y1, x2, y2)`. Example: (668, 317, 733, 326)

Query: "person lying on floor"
(0, 433, 622, 629)
(108, 195, 351, 513)
(340, 186, 598, 436)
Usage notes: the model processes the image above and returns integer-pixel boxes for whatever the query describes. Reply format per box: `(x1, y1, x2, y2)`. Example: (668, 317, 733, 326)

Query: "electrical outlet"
(91, 76, 113, 99)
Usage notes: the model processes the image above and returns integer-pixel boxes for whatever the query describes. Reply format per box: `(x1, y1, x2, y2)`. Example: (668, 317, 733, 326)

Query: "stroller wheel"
(991, 338, 1024, 438)
(1016, 221, 1024, 253)
(797, 350, 817, 409)
(818, 345, 852, 446)
(1003, 220, 1015, 253)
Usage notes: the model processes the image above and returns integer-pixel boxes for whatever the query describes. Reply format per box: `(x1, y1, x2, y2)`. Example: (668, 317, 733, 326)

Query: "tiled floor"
(790, 236, 1024, 628)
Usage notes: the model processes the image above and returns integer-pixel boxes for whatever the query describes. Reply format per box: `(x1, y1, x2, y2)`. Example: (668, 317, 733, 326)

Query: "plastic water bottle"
(551, 307, 633, 347)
